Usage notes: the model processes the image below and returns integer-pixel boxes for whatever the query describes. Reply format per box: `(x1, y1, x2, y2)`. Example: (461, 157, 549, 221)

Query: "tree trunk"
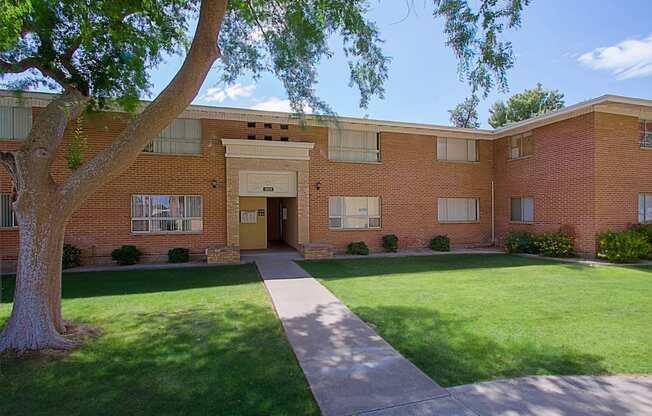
(0, 204, 73, 352)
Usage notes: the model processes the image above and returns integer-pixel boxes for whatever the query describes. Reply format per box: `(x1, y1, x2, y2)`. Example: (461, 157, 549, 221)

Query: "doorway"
(267, 197, 298, 250)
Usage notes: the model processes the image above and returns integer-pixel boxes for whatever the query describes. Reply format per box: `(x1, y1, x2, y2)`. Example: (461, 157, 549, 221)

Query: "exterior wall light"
(315, 180, 321, 190)
(211, 179, 219, 189)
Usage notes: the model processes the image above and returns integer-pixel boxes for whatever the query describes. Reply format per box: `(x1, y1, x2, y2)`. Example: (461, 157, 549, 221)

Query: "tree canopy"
(488, 83, 565, 128)
(449, 95, 480, 128)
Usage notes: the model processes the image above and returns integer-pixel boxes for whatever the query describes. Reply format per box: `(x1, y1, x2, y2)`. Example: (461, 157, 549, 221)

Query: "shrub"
(62, 244, 82, 269)
(630, 223, 652, 246)
(504, 231, 538, 254)
(430, 235, 450, 251)
(346, 241, 369, 255)
(597, 230, 651, 263)
(111, 245, 142, 265)
(534, 233, 575, 257)
(168, 247, 190, 263)
(382, 234, 399, 252)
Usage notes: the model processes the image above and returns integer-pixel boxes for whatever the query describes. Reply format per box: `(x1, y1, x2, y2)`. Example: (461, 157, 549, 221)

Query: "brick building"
(1, 91, 651, 269)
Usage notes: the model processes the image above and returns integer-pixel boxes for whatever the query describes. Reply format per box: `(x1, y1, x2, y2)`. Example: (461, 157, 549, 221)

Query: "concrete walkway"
(254, 252, 652, 416)
(253, 252, 457, 416)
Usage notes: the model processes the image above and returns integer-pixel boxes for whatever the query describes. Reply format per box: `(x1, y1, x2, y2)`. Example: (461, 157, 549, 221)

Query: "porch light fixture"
(315, 180, 321, 190)
(211, 179, 219, 189)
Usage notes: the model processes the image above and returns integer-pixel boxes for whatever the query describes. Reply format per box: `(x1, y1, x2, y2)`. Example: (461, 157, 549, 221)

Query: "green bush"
(62, 244, 82, 269)
(168, 247, 190, 263)
(346, 241, 369, 255)
(429, 235, 450, 251)
(504, 231, 539, 254)
(111, 245, 142, 265)
(382, 234, 399, 252)
(630, 223, 652, 246)
(597, 230, 651, 263)
(534, 233, 575, 257)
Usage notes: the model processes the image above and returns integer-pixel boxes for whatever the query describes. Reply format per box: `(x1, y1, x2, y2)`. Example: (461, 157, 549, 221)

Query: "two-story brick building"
(1, 91, 651, 270)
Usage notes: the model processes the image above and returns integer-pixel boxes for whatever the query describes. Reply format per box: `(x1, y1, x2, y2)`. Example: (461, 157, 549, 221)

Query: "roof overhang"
(3, 90, 652, 141)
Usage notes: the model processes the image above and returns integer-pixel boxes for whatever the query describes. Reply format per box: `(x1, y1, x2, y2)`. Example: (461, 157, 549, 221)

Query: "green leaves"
(489, 83, 565, 128)
(434, 0, 530, 97)
(449, 95, 480, 128)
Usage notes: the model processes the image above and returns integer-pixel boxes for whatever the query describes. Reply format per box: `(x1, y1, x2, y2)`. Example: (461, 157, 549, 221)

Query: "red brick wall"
(309, 131, 494, 251)
(593, 112, 652, 235)
(493, 113, 597, 254)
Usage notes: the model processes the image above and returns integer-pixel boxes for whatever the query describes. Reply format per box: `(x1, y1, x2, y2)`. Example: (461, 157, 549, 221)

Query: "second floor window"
(509, 133, 534, 159)
(328, 129, 380, 162)
(0, 106, 32, 141)
(437, 138, 478, 162)
(144, 118, 202, 155)
(640, 120, 652, 149)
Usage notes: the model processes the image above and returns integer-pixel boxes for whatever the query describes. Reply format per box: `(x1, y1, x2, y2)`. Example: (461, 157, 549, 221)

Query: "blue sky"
(135, 1, 652, 128)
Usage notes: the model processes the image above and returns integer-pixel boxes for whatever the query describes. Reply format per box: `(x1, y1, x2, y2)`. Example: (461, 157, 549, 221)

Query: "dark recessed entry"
(247, 122, 256, 128)
(264, 123, 273, 129)
(247, 135, 256, 140)
(281, 137, 289, 142)
(264, 136, 272, 141)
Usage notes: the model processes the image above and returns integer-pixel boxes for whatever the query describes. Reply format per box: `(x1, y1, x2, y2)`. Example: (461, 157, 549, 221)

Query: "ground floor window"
(131, 195, 203, 233)
(510, 196, 534, 223)
(329, 196, 381, 229)
(639, 193, 652, 223)
(0, 193, 17, 228)
(437, 198, 479, 222)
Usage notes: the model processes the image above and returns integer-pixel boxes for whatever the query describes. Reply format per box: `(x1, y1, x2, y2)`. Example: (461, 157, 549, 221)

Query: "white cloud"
(578, 34, 652, 80)
(203, 83, 256, 103)
(250, 97, 313, 113)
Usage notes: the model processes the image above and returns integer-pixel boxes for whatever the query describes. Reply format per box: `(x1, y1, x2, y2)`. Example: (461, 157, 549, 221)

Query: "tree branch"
(60, 0, 227, 211)
(0, 57, 74, 89)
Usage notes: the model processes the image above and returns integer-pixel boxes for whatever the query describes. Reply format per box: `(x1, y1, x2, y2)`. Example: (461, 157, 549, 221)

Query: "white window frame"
(0, 106, 32, 141)
(437, 138, 478, 162)
(508, 132, 534, 160)
(328, 129, 380, 162)
(0, 193, 17, 228)
(638, 193, 652, 224)
(328, 196, 381, 230)
(437, 198, 480, 223)
(131, 195, 203, 234)
(144, 118, 202, 155)
(640, 120, 652, 149)
(510, 196, 534, 224)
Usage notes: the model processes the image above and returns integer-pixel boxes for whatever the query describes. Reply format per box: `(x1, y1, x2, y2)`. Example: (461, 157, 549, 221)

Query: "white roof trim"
(3, 90, 652, 140)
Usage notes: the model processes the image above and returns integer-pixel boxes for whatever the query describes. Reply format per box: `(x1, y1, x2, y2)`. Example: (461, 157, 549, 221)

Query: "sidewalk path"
(254, 253, 652, 416)
(253, 252, 460, 416)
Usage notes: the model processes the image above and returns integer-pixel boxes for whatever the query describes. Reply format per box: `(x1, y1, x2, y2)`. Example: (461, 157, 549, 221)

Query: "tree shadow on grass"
(0, 303, 319, 416)
(350, 305, 608, 387)
(1, 264, 260, 303)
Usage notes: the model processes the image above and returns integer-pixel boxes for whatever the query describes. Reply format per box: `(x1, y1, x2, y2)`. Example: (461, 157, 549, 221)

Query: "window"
(328, 197, 381, 229)
(437, 138, 478, 162)
(0, 106, 32, 140)
(247, 122, 256, 128)
(510, 197, 534, 223)
(328, 129, 380, 162)
(144, 118, 201, 155)
(640, 120, 652, 148)
(0, 193, 17, 228)
(639, 193, 652, 223)
(131, 195, 203, 233)
(280, 124, 289, 130)
(247, 134, 256, 140)
(437, 198, 479, 222)
(264, 123, 272, 129)
(509, 133, 534, 159)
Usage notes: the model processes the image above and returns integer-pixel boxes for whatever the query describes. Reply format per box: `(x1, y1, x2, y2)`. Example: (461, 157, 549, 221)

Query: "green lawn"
(300, 254, 652, 387)
(0, 265, 318, 416)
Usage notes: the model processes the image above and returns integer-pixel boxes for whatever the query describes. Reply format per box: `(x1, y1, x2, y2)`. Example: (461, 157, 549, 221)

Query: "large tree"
(0, 0, 529, 352)
(488, 83, 565, 128)
(449, 95, 480, 128)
